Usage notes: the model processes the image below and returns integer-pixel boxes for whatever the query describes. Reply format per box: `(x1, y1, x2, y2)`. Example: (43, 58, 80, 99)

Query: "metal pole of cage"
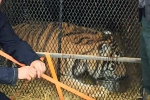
(57, 0, 63, 81)
(36, 52, 141, 63)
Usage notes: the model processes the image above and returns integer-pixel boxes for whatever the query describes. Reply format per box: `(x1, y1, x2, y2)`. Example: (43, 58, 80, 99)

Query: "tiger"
(12, 22, 127, 97)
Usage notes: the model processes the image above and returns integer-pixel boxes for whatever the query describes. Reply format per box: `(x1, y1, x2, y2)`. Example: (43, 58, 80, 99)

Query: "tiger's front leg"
(72, 59, 88, 79)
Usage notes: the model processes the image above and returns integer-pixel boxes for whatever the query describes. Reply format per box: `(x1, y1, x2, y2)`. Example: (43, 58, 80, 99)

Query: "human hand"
(18, 66, 37, 81)
(30, 60, 46, 78)
(0, 0, 2, 5)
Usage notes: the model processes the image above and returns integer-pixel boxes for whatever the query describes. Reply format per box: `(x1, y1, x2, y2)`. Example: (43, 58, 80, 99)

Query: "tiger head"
(72, 31, 127, 84)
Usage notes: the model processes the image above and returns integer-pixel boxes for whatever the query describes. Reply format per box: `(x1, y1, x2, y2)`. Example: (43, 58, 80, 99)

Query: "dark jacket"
(139, 0, 150, 22)
(139, 0, 145, 22)
(145, 0, 150, 21)
(0, 11, 39, 85)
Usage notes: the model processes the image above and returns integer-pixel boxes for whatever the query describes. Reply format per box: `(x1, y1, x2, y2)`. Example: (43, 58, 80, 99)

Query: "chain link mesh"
(0, 0, 141, 100)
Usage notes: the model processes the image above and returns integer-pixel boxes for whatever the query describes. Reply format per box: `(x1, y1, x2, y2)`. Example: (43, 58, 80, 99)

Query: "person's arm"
(0, 67, 18, 85)
(0, 11, 40, 65)
(0, 11, 46, 85)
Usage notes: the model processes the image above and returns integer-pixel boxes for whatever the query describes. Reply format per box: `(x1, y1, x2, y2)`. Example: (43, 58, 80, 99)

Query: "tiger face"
(71, 31, 127, 89)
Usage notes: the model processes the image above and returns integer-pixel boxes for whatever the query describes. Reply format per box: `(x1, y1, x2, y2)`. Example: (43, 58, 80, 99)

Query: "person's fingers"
(26, 75, 32, 81)
(42, 63, 46, 73)
(29, 73, 36, 80)
(30, 67, 37, 79)
(36, 65, 41, 78)
(37, 62, 45, 77)
(30, 67, 37, 75)
(30, 60, 46, 78)
(18, 66, 38, 81)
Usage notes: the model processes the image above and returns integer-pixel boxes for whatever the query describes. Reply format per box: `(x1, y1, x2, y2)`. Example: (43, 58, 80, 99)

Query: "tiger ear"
(40, 57, 45, 61)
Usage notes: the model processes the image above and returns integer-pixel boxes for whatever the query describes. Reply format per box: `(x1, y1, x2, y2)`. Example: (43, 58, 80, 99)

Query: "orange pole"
(45, 53, 64, 100)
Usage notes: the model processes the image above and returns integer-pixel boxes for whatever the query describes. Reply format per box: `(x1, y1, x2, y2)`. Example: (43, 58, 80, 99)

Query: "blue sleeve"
(0, 11, 40, 85)
(0, 11, 40, 65)
(0, 67, 18, 85)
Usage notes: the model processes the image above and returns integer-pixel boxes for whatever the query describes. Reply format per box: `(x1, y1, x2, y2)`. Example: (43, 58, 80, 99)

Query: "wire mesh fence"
(0, 0, 142, 100)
